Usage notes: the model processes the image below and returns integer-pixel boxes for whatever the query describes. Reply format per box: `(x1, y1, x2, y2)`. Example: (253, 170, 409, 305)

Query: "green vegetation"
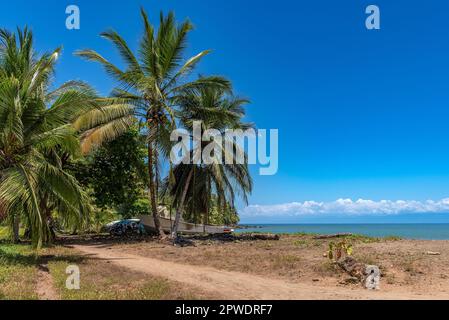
(0, 28, 132, 247)
(0, 9, 253, 246)
(344, 234, 402, 243)
(327, 241, 353, 262)
(72, 128, 149, 220)
(292, 239, 322, 248)
(163, 86, 252, 238)
(286, 232, 401, 243)
(76, 9, 248, 240)
(0, 225, 9, 240)
(0, 244, 38, 299)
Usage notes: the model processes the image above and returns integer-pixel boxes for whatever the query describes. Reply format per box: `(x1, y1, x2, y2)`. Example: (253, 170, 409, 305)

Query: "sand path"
(36, 263, 59, 300)
(72, 244, 448, 300)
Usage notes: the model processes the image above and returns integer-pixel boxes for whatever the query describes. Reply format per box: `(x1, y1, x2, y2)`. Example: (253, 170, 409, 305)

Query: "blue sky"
(3, 0, 449, 222)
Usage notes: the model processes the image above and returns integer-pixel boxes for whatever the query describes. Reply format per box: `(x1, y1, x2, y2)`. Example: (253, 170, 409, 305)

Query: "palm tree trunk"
(12, 215, 20, 244)
(203, 177, 210, 233)
(155, 126, 160, 196)
(46, 214, 56, 243)
(148, 141, 165, 237)
(172, 168, 194, 242)
(206, 177, 211, 226)
(40, 194, 55, 244)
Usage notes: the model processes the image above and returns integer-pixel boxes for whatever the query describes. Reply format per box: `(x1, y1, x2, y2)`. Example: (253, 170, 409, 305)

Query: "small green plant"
(383, 235, 402, 241)
(327, 241, 353, 262)
(293, 239, 308, 247)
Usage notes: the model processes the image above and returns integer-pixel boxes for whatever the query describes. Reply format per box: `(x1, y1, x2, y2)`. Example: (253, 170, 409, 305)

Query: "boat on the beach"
(139, 206, 234, 235)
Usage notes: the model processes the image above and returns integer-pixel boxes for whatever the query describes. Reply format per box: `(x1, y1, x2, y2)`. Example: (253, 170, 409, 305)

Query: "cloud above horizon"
(242, 198, 449, 217)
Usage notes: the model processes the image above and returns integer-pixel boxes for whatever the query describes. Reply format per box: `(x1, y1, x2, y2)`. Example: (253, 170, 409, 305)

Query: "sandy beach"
(59, 234, 449, 300)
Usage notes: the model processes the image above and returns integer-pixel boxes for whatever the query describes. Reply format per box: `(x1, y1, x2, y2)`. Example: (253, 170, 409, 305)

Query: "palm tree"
(0, 28, 132, 246)
(76, 9, 230, 237)
(164, 86, 253, 241)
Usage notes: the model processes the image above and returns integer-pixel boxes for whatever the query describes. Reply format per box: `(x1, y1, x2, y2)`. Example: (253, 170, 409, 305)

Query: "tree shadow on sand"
(0, 245, 86, 267)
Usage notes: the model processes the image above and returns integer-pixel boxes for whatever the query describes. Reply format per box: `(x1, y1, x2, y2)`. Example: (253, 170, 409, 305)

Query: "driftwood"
(188, 233, 280, 242)
(337, 257, 380, 290)
(337, 257, 366, 279)
(173, 237, 196, 247)
(314, 233, 353, 240)
(238, 233, 280, 241)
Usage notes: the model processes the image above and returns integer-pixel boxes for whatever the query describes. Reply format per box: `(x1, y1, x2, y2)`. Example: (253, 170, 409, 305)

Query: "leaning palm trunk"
(148, 142, 165, 237)
(75, 10, 233, 240)
(172, 168, 194, 242)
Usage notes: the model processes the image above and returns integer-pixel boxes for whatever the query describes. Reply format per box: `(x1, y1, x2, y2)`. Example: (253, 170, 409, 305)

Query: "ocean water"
(235, 224, 449, 240)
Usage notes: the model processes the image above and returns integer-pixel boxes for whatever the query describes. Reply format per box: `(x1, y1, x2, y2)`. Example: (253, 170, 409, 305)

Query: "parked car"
(103, 219, 146, 237)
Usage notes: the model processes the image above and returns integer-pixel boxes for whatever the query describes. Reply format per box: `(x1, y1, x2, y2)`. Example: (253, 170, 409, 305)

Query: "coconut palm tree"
(76, 9, 230, 237)
(0, 28, 133, 246)
(163, 86, 253, 241)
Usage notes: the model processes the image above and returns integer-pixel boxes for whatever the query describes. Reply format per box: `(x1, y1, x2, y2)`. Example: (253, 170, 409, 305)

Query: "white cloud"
(242, 198, 449, 217)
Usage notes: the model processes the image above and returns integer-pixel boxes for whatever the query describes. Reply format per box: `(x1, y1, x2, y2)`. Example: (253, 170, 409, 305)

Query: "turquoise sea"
(235, 224, 449, 240)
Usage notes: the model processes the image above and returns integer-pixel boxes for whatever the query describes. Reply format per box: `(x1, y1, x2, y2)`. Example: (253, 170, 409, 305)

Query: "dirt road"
(72, 244, 447, 300)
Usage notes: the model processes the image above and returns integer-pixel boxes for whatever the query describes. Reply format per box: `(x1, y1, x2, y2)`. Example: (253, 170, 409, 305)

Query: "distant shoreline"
(236, 223, 449, 240)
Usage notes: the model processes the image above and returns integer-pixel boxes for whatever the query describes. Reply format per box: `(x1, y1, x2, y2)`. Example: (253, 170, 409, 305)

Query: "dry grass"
(0, 244, 38, 300)
(3, 233, 449, 299)
(46, 246, 212, 300)
(0, 243, 214, 300)
(107, 234, 449, 294)
(112, 235, 358, 281)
